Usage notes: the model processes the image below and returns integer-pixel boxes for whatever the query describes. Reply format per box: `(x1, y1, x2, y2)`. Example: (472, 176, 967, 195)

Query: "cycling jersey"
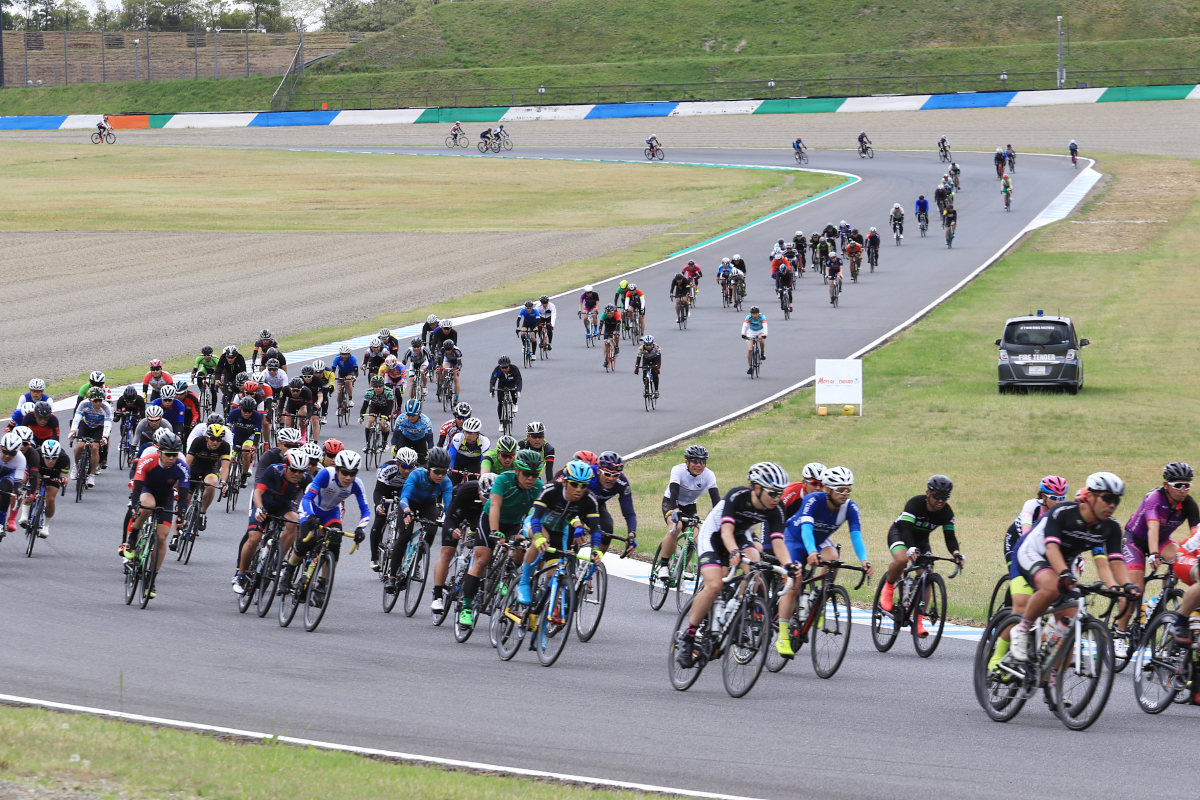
(783, 492, 867, 561)
(480, 445, 516, 476)
(254, 446, 286, 484)
(536, 302, 557, 327)
(226, 410, 263, 444)
(599, 310, 622, 336)
(864, 233, 880, 250)
(192, 355, 219, 376)
(281, 387, 313, 415)
(364, 347, 390, 372)
(419, 321, 439, 348)
(915, 198, 929, 214)
(441, 346, 463, 368)
(1015, 501, 1122, 580)
(437, 418, 464, 447)
(142, 371, 173, 396)
(261, 368, 289, 391)
(38, 452, 70, 487)
(254, 463, 306, 513)
(528, 483, 602, 545)
(448, 432, 490, 474)
(716, 264, 732, 280)
(331, 354, 358, 377)
(443, 479, 485, 541)
(186, 436, 231, 477)
(697, 486, 786, 568)
(215, 354, 247, 386)
(1004, 498, 1048, 563)
(430, 327, 458, 353)
(402, 347, 431, 372)
(187, 421, 234, 452)
(149, 398, 186, 431)
(635, 344, 662, 371)
(741, 315, 767, 337)
(483, 469, 544, 527)
(887, 495, 959, 553)
(1124, 488, 1199, 544)
(663, 463, 719, 507)
(516, 308, 541, 329)
(132, 450, 189, 505)
(588, 465, 637, 536)
(71, 401, 113, 439)
(391, 412, 433, 445)
(489, 365, 523, 394)
(376, 363, 405, 387)
(579, 291, 601, 311)
(0, 451, 28, 486)
(301, 466, 370, 522)
(359, 388, 395, 416)
(132, 418, 173, 449)
(253, 337, 279, 363)
(17, 412, 60, 444)
(943, 209, 958, 227)
(399, 467, 452, 514)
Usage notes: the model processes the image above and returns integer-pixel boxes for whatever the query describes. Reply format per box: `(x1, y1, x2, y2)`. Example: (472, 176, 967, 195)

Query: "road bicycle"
(858, 144, 874, 159)
(90, 130, 116, 144)
(668, 560, 790, 698)
(793, 147, 808, 165)
(496, 389, 515, 436)
(765, 559, 868, 678)
(849, 253, 862, 283)
(196, 375, 215, 418)
(173, 485, 205, 565)
(224, 457, 243, 512)
(649, 515, 701, 611)
(988, 572, 1012, 623)
(1098, 560, 1183, 673)
(1003, 188, 1012, 211)
(116, 413, 136, 470)
(336, 376, 355, 427)
(398, 510, 440, 617)
(639, 368, 658, 411)
(892, 221, 903, 246)
(574, 535, 629, 643)
(828, 272, 842, 308)
(436, 368, 456, 412)
(675, 294, 690, 330)
(124, 506, 173, 609)
(377, 498, 404, 613)
(917, 212, 929, 238)
(938, 144, 951, 163)
(720, 279, 734, 308)
(625, 308, 644, 342)
(239, 514, 285, 617)
(1132, 611, 1200, 713)
(743, 335, 762, 378)
(645, 145, 665, 161)
(452, 533, 522, 643)
(777, 285, 792, 320)
(521, 331, 535, 368)
(580, 311, 600, 347)
(945, 222, 956, 249)
(974, 582, 1130, 730)
(495, 546, 581, 666)
(21, 483, 47, 558)
(363, 421, 387, 470)
(871, 553, 961, 658)
(278, 523, 357, 632)
(866, 245, 879, 271)
(74, 439, 97, 503)
(603, 332, 619, 373)
(536, 324, 551, 361)
(1006, 151, 1017, 172)
(445, 131, 470, 148)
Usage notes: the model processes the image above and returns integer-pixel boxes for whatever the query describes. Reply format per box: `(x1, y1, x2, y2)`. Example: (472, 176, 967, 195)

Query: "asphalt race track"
(2, 140, 1183, 800)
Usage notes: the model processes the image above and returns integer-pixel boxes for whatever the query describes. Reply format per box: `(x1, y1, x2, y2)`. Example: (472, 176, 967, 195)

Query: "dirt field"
(1, 99, 1190, 389)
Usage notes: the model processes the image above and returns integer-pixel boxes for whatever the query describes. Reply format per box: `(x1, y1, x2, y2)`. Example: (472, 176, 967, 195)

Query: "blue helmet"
(404, 399, 422, 416)
(564, 460, 593, 485)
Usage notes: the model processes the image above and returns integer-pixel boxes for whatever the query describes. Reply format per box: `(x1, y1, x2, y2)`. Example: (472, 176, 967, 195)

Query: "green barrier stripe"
(1098, 84, 1195, 102)
(755, 97, 847, 114)
(148, 114, 174, 129)
(415, 107, 511, 124)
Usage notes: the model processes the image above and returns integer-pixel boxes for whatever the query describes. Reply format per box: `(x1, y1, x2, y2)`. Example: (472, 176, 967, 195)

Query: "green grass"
(0, 75, 282, 115)
(0, 705, 667, 800)
(624, 153, 1200, 623)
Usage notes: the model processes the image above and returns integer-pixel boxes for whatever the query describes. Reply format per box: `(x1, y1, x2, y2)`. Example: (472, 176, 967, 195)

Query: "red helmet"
(242, 380, 259, 394)
(323, 438, 344, 457)
(573, 450, 598, 465)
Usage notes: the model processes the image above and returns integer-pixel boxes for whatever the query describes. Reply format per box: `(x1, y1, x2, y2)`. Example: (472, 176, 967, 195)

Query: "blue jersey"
(716, 263, 732, 278)
(255, 463, 307, 511)
(399, 467, 453, 512)
(516, 308, 541, 328)
(915, 198, 929, 214)
(391, 412, 433, 444)
(783, 492, 866, 561)
(744, 314, 765, 334)
(150, 398, 186, 430)
(588, 465, 637, 534)
(331, 354, 359, 376)
(300, 466, 371, 522)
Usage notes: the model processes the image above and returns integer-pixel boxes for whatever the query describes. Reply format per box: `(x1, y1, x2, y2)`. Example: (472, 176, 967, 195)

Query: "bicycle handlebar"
(816, 559, 870, 589)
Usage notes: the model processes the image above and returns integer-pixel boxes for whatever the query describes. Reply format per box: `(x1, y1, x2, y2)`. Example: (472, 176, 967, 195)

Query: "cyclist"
(20, 378, 52, 407)
(715, 258, 732, 299)
(363, 338, 391, 377)
(741, 307, 767, 373)
(942, 203, 958, 245)
(367, 448, 419, 570)
(620, 283, 647, 333)
(578, 284, 601, 337)
(179, 422, 232, 542)
(775, 466, 873, 656)
(279, 377, 313, 438)
(419, 314, 440, 349)
(96, 114, 114, 138)
(438, 340, 464, 404)
(358, 375, 396, 451)
(655, 444, 720, 581)
(773, 260, 795, 312)
(488, 356, 523, 431)
(480, 434, 520, 477)
(598, 304, 623, 366)
(4, 429, 36, 533)
(215, 346, 247, 410)
(437, 401, 473, 447)
(534, 296, 557, 351)
(390, 399, 434, 465)
(915, 195, 930, 231)
(949, 161, 961, 190)
(261, 360, 289, 407)
(378, 354, 406, 396)
(1004, 144, 1016, 170)
(254, 427, 303, 486)
(863, 227, 880, 266)
(857, 131, 871, 155)
(186, 410, 232, 451)
(131, 405, 172, 466)
(430, 318, 458, 355)
(731, 252, 748, 275)
(19, 400, 62, 446)
(681, 260, 703, 294)
(587, 451, 638, 559)
(843, 238, 863, 279)
(331, 345, 359, 404)
(226, 397, 264, 482)
(824, 255, 844, 304)
(634, 334, 662, 399)
(1000, 172, 1013, 208)
(479, 126, 494, 144)
(383, 446, 453, 595)
(515, 300, 543, 359)
(449, 120, 465, 141)
(837, 221, 852, 251)
(0, 432, 28, 536)
(517, 420, 556, 482)
(879, 475, 964, 636)
(122, 433, 190, 586)
(376, 327, 398, 356)
(402, 338, 432, 400)
(782, 462, 827, 519)
(1008, 472, 1134, 663)
(68, 388, 111, 489)
(431, 472, 489, 615)
(150, 385, 187, 436)
(888, 203, 904, 240)
(645, 134, 661, 155)
(141, 361, 173, 402)
(456, 450, 544, 624)
(448, 417, 490, 483)
(190, 346, 220, 408)
(277, 450, 370, 592)
(515, 459, 605, 605)
(792, 136, 806, 157)
(30, 439, 69, 539)
(233, 448, 308, 596)
(308, 360, 334, 423)
(669, 273, 691, 320)
(676, 462, 790, 668)
(937, 135, 949, 158)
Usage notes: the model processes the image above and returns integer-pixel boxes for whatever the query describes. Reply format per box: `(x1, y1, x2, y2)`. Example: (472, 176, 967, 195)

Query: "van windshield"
(1004, 322, 1072, 347)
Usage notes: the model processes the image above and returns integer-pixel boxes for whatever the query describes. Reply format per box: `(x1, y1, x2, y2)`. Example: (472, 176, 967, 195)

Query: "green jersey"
(193, 355, 219, 375)
(481, 446, 516, 475)
(483, 469, 543, 526)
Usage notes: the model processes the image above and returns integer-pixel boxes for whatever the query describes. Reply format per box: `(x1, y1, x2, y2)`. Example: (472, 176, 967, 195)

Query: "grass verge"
(0, 705, 669, 800)
(624, 154, 1200, 623)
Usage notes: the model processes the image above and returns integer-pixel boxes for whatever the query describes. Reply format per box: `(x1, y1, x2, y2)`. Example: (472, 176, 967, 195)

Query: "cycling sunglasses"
(429, 469, 447, 477)
(338, 468, 358, 477)
(565, 479, 590, 488)
(1168, 481, 1192, 491)
(1044, 493, 1067, 502)
(1098, 493, 1122, 506)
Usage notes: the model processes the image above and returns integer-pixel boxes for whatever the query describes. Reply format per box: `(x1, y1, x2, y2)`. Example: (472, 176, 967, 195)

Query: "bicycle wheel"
(764, 614, 794, 675)
(90, 132, 102, 144)
(495, 578, 527, 660)
(644, 147, 654, 160)
(302, 552, 335, 632)
(278, 564, 303, 627)
(575, 561, 607, 642)
(75, 451, 88, 502)
(870, 578, 899, 652)
(1132, 614, 1186, 713)
(644, 382, 653, 412)
(502, 138, 513, 151)
(536, 577, 575, 666)
(477, 141, 488, 153)
(799, 150, 808, 165)
(139, 535, 159, 609)
(402, 540, 430, 617)
(972, 611, 1026, 722)
(1112, 610, 1138, 674)
(380, 546, 401, 614)
(987, 573, 1012, 620)
(866, 146, 874, 159)
(668, 597, 705, 691)
(24, 498, 42, 557)
(811, 586, 852, 678)
(180, 516, 198, 565)
(648, 543, 668, 610)
(676, 543, 699, 611)
(123, 536, 143, 605)
(523, 341, 533, 368)
(721, 576, 770, 698)
(255, 539, 280, 618)
(238, 563, 256, 614)
(654, 148, 665, 161)
(913, 572, 947, 657)
(118, 439, 129, 470)
(445, 135, 457, 148)
(1055, 617, 1115, 730)
(105, 132, 116, 144)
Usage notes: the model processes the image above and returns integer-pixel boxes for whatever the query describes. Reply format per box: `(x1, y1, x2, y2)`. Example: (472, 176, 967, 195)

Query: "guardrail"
(285, 66, 1200, 111)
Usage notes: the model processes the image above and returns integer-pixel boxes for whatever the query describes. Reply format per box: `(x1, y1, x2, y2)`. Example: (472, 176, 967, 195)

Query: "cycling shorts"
(783, 532, 831, 565)
(887, 524, 930, 555)
(1122, 534, 1171, 570)
(247, 504, 294, 532)
(1010, 576, 1034, 597)
(76, 423, 104, 442)
(661, 498, 697, 522)
(138, 494, 177, 525)
(1173, 546, 1198, 586)
(479, 511, 523, 542)
(697, 522, 753, 570)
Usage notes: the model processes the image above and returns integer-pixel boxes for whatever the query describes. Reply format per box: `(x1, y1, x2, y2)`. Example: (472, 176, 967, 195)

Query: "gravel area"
(0, 98, 1187, 389)
(0, 778, 117, 800)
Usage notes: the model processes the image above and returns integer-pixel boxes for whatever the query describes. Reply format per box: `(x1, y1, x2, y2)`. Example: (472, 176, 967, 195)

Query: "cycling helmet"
(28, 378, 45, 391)
(339, 345, 351, 355)
(893, 203, 901, 210)
(300, 366, 314, 377)
(1040, 475, 1069, 497)
(1002, 173, 1008, 180)
(266, 359, 280, 370)
(289, 377, 304, 389)
(604, 304, 616, 314)
(462, 417, 483, 434)
(122, 386, 138, 399)
(643, 334, 654, 345)
(684, 444, 709, 461)
(271, 427, 300, 445)
(14, 426, 34, 445)
(265, 347, 282, 360)
(322, 438, 344, 456)
(722, 258, 731, 265)
(201, 346, 213, 356)
(802, 462, 827, 482)
(584, 285, 594, 293)
(524, 300, 534, 309)
(148, 360, 161, 370)
(206, 412, 223, 424)
(749, 306, 760, 315)
(33, 400, 52, 417)
(997, 147, 1004, 153)
(514, 449, 543, 474)
(410, 338, 422, 349)
(747, 462, 789, 492)
(334, 450, 362, 472)
(539, 295, 549, 304)
(496, 435, 519, 454)
(564, 460, 592, 484)
(152, 427, 174, 445)
(236, 372, 250, 384)
(1085, 471, 1124, 496)
(619, 280, 628, 290)
(574, 450, 598, 465)
(1163, 462, 1194, 482)
(453, 401, 472, 418)
(207, 423, 226, 439)
(285, 450, 308, 471)
(598, 451, 623, 473)
(238, 397, 257, 414)
(442, 340, 455, 350)
(159, 385, 177, 400)
(919, 194, 925, 200)
(498, 355, 512, 367)
(795, 230, 803, 237)
(384, 355, 398, 367)
(395, 447, 419, 466)
(526, 420, 546, 436)
(426, 447, 452, 470)
(404, 399, 422, 416)
(87, 387, 105, 401)
(90, 370, 107, 384)
(301, 442, 322, 462)
(156, 433, 183, 454)
(479, 474, 496, 495)
(313, 360, 325, 371)
(224, 345, 239, 356)
(927, 474, 954, 499)
(370, 375, 384, 387)
(175, 380, 189, 392)
(628, 283, 638, 292)
(243, 380, 259, 394)
(869, 226, 877, 233)
(39, 439, 61, 460)
(822, 466, 854, 489)
(379, 328, 391, 338)
(427, 314, 439, 325)
(19, 402, 34, 416)
(259, 329, 272, 339)
(733, 254, 741, 262)
(369, 337, 383, 348)
(145, 405, 164, 420)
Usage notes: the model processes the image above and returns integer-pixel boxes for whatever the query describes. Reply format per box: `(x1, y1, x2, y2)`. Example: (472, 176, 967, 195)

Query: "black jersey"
(719, 486, 785, 540)
(892, 495, 959, 552)
(1027, 501, 1123, 563)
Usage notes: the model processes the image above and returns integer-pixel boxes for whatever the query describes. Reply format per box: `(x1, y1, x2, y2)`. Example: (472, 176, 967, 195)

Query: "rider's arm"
(846, 502, 868, 562)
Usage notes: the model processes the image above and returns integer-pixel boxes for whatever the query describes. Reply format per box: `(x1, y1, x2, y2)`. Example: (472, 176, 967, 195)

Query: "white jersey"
(536, 302, 558, 327)
(262, 369, 289, 390)
(187, 422, 234, 452)
(663, 463, 718, 506)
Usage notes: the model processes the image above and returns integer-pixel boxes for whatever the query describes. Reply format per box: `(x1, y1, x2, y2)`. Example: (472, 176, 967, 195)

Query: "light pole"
(767, 79, 775, 97)
(1000, 70, 1008, 89)
(133, 38, 139, 81)
(1057, 16, 1065, 88)
(538, 85, 545, 105)
(214, 27, 220, 78)
(0, 0, 6, 88)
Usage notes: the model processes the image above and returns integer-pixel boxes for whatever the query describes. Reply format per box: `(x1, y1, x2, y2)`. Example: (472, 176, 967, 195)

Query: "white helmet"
(584, 284, 594, 293)
(145, 405, 164, 420)
(462, 417, 483, 434)
(369, 337, 383, 348)
(159, 385, 177, 400)
(747, 461, 789, 492)
(40, 439, 62, 460)
(722, 257, 731, 265)
(869, 226, 877, 233)
(13, 426, 34, 445)
(733, 253, 742, 261)
(1, 431, 23, 452)
(997, 147, 1004, 153)
(301, 442, 322, 461)
(28, 378, 45, 391)
(1085, 471, 1124, 497)
(821, 466, 854, 489)
(339, 345, 351, 355)
(427, 314, 439, 325)
(802, 462, 827, 482)
(840, 220, 847, 226)
(20, 402, 35, 415)
(479, 473, 495, 495)
(893, 203, 901, 209)
(795, 230, 803, 237)
(395, 447, 419, 466)
(277, 427, 303, 445)
(285, 450, 309, 470)
(334, 450, 362, 471)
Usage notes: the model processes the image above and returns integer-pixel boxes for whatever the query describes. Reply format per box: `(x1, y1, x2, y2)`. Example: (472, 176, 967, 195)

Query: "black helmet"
(498, 355, 512, 367)
(1164, 462, 1194, 482)
(201, 345, 214, 356)
(289, 377, 304, 389)
(235, 371, 250, 384)
(539, 294, 550, 303)
(301, 366, 314, 377)
(34, 400, 52, 417)
(426, 447, 451, 470)
(123, 386, 138, 399)
(239, 397, 258, 412)
(206, 412, 223, 424)
(684, 444, 709, 461)
(411, 338, 422, 348)
(927, 474, 954, 499)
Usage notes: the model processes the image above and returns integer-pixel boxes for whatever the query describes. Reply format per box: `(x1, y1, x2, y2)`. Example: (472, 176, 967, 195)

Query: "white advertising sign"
(815, 359, 863, 412)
